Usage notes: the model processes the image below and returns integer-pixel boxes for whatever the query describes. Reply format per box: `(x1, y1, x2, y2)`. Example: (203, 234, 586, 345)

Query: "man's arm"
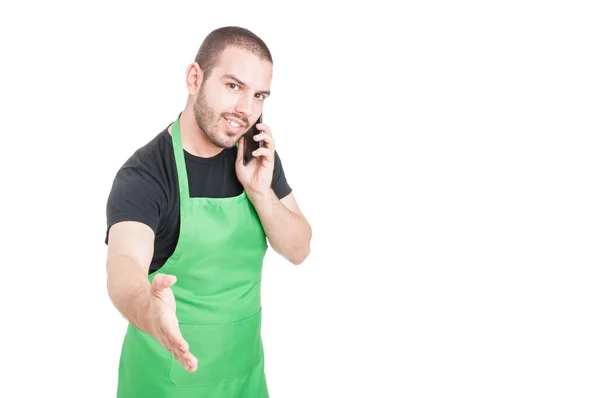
(106, 221, 199, 371)
(106, 221, 155, 332)
(247, 190, 312, 265)
(235, 123, 311, 264)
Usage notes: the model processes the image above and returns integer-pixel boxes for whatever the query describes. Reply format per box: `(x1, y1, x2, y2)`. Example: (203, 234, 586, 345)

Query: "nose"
(234, 92, 253, 117)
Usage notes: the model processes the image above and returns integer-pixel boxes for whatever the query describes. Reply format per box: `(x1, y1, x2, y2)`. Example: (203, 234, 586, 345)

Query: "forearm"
(248, 189, 312, 264)
(106, 255, 152, 332)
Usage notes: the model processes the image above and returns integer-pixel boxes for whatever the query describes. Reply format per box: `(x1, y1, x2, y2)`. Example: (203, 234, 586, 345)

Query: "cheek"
(222, 92, 242, 111)
(253, 101, 264, 115)
(206, 85, 237, 110)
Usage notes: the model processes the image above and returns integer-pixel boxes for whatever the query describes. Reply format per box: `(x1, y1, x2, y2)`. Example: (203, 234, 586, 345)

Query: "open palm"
(147, 274, 198, 372)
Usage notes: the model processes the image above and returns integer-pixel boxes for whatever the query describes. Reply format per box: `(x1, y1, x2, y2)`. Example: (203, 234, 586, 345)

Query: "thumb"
(236, 136, 245, 163)
(152, 273, 177, 292)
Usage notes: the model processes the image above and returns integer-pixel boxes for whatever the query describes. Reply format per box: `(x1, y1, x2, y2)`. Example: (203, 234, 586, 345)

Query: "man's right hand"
(145, 273, 198, 372)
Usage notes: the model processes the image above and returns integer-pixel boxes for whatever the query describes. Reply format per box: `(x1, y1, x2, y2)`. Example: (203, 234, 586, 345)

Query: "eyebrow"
(222, 74, 271, 96)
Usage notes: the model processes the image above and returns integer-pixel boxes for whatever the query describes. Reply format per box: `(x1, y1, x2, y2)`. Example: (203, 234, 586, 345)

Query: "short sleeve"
(105, 165, 166, 244)
(271, 150, 292, 200)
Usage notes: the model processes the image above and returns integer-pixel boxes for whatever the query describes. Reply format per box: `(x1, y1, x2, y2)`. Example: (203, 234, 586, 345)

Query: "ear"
(185, 62, 204, 96)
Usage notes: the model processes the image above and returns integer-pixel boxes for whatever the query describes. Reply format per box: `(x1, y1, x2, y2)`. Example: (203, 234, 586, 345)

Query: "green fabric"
(116, 114, 269, 397)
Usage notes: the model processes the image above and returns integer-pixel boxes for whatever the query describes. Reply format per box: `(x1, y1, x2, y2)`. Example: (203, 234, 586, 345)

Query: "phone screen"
(243, 114, 262, 165)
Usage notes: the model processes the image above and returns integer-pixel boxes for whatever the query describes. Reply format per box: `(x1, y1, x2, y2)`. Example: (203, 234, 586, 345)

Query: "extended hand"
(146, 274, 198, 372)
(236, 123, 275, 198)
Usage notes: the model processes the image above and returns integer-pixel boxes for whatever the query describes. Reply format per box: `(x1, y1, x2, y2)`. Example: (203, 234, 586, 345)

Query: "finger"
(164, 336, 188, 355)
(252, 147, 274, 163)
(161, 332, 196, 372)
(253, 132, 275, 148)
(175, 350, 198, 372)
(168, 343, 197, 372)
(161, 321, 189, 353)
(165, 327, 196, 370)
(236, 135, 245, 163)
(256, 123, 272, 137)
(170, 334, 189, 353)
(151, 274, 177, 292)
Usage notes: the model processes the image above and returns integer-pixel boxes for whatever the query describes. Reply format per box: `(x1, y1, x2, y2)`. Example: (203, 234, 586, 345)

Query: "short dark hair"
(194, 26, 273, 81)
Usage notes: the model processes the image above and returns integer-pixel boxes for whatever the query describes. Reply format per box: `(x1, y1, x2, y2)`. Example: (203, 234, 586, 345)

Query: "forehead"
(212, 46, 273, 88)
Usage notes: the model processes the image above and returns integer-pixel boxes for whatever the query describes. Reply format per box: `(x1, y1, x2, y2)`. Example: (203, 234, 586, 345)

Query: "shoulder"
(123, 128, 173, 174)
(111, 135, 161, 191)
(106, 128, 176, 238)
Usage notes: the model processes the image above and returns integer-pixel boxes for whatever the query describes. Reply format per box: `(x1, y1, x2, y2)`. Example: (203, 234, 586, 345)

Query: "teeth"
(228, 120, 240, 127)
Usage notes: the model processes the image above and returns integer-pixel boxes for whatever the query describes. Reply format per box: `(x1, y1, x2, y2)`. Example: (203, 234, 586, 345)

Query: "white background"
(1, 1, 599, 397)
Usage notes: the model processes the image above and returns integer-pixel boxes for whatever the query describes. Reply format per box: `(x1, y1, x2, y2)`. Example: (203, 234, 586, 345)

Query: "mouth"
(222, 116, 247, 135)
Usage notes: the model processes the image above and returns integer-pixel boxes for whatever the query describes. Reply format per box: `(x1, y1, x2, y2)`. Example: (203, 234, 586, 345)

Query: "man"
(105, 26, 312, 397)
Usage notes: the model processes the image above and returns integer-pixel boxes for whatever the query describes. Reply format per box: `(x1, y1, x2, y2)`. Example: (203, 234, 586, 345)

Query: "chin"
(211, 135, 238, 149)
(225, 130, 247, 145)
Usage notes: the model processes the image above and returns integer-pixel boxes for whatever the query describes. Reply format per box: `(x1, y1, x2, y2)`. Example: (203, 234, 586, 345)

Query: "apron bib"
(116, 115, 269, 397)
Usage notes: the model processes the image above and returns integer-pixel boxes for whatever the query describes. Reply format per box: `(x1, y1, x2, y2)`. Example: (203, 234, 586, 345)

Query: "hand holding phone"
(243, 114, 263, 166)
(236, 114, 276, 198)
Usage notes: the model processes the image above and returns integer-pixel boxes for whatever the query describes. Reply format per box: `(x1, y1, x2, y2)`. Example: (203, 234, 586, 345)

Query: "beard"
(193, 87, 249, 149)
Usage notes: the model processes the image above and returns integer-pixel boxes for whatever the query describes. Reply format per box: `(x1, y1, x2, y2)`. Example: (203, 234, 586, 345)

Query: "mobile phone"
(243, 114, 263, 166)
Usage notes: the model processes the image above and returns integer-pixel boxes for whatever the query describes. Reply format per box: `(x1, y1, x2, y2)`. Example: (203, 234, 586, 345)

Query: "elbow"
(291, 224, 312, 265)
(289, 243, 311, 265)
(282, 222, 312, 265)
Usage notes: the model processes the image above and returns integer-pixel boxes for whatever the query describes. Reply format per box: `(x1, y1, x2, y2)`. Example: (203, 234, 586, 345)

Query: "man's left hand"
(236, 122, 275, 198)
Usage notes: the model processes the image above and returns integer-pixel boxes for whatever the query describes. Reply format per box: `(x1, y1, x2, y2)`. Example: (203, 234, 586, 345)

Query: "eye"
(227, 83, 240, 90)
(255, 93, 265, 100)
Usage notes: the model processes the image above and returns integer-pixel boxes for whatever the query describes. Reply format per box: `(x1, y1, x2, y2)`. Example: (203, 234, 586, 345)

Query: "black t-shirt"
(105, 124, 292, 274)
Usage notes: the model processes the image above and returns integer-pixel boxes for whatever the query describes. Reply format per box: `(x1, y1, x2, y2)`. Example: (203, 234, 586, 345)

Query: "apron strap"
(170, 113, 191, 201)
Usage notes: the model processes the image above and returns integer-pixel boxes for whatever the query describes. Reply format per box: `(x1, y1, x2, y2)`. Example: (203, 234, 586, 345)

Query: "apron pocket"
(168, 309, 262, 386)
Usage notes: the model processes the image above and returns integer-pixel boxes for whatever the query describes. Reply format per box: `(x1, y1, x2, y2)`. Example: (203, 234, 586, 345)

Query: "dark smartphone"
(243, 114, 263, 166)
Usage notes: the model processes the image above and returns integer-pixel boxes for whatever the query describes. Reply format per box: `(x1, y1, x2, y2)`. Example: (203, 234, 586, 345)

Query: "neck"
(169, 104, 224, 158)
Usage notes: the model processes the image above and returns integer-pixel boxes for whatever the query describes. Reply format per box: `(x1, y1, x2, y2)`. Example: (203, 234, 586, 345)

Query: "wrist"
(246, 188, 273, 204)
(134, 287, 153, 334)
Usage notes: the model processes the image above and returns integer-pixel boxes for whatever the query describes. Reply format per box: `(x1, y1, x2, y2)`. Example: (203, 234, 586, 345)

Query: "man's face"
(193, 46, 273, 149)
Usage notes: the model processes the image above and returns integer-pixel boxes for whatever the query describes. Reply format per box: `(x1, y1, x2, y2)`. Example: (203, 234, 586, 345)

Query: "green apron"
(116, 114, 269, 397)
